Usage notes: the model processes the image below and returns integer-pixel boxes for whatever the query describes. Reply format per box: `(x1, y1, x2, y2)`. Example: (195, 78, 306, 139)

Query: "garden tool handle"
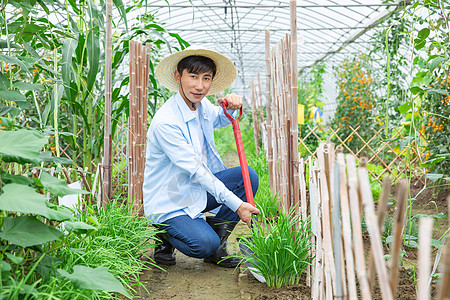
(218, 99, 243, 122)
(218, 99, 255, 208)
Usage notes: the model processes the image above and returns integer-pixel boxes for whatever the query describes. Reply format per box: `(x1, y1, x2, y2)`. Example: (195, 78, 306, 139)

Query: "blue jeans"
(158, 166, 258, 258)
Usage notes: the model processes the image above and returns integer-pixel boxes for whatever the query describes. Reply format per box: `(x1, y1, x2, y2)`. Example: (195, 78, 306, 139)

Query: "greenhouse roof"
(144, 1, 411, 98)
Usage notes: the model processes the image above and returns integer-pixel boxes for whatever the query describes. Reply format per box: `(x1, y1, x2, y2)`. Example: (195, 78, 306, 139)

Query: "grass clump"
(248, 151, 280, 219)
(237, 208, 313, 288)
(35, 200, 158, 299)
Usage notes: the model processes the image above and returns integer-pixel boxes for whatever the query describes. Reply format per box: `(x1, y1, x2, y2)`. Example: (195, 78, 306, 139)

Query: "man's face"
(175, 69, 213, 108)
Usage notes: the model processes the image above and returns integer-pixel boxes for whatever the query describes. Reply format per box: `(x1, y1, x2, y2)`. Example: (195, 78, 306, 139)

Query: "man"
(143, 46, 260, 268)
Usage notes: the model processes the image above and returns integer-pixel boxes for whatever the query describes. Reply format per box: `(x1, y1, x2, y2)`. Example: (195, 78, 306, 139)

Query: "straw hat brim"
(155, 47, 237, 96)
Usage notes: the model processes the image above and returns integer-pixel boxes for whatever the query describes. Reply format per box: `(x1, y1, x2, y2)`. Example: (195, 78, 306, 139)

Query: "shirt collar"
(175, 92, 196, 123)
(175, 92, 208, 122)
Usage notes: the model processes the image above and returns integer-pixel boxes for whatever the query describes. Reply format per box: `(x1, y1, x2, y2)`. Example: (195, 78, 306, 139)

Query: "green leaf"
(421, 157, 445, 167)
(398, 102, 412, 114)
(428, 56, 447, 72)
(86, 28, 100, 93)
(57, 265, 130, 297)
(428, 89, 448, 95)
(0, 171, 35, 185)
(409, 86, 423, 95)
(64, 221, 97, 234)
(112, 0, 128, 30)
(0, 54, 30, 74)
(417, 28, 430, 40)
(0, 72, 10, 90)
(5, 252, 24, 264)
(0, 216, 63, 248)
(0, 106, 19, 116)
(40, 172, 89, 197)
(414, 39, 426, 51)
(61, 38, 77, 103)
(0, 129, 47, 164)
(0, 184, 73, 221)
(425, 173, 444, 183)
(0, 90, 26, 102)
(403, 240, 419, 249)
(38, 151, 75, 164)
(14, 82, 45, 92)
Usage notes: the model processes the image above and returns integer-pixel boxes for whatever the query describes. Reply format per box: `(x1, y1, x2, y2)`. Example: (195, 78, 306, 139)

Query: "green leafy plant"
(237, 209, 313, 288)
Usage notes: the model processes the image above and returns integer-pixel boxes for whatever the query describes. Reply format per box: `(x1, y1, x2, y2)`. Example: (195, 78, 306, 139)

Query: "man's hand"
(236, 202, 260, 228)
(223, 94, 242, 111)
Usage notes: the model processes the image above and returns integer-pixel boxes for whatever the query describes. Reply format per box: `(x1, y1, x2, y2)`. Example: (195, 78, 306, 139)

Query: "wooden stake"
(346, 154, 371, 300)
(102, 0, 113, 206)
(290, 0, 300, 217)
(389, 179, 408, 298)
(417, 217, 434, 300)
(265, 30, 274, 191)
(337, 152, 357, 300)
(358, 157, 393, 300)
(368, 177, 392, 289)
(317, 144, 337, 296)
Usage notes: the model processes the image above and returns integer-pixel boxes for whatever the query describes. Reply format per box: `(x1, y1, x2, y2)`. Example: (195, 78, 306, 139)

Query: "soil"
(136, 222, 310, 299)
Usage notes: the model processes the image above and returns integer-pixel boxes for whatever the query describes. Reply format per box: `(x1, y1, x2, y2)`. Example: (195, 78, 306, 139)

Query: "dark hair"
(177, 55, 217, 78)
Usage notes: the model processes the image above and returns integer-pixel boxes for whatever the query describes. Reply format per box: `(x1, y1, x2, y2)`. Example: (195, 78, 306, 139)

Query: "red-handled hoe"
(219, 99, 266, 282)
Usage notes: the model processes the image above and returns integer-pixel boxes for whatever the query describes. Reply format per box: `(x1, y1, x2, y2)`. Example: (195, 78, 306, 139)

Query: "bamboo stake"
(265, 30, 274, 191)
(389, 179, 408, 298)
(358, 157, 393, 300)
(331, 158, 343, 299)
(317, 145, 336, 297)
(102, 0, 113, 206)
(290, 0, 300, 217)
(417, 217, 434, 300)
(299, 157, 307, 223)
(311, 164, 322, 299)
(346, 154, 371, 300)
(257, 72, 265, 152)
(250, 80, 260, 154)
(368, 177, 392, 289)
(337, 152, 357, 300)
(437, 235, 450, 300)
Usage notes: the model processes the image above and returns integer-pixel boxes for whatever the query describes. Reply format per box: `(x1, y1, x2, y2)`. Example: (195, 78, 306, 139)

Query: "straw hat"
(155, 46, 237, 95)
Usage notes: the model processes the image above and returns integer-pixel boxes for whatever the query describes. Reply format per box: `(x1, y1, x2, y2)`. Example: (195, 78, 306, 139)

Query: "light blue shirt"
(143, 92, 243, 223)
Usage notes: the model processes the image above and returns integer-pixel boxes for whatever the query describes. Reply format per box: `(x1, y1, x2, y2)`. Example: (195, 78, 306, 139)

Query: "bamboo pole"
(264, 30, 274, 191)
(337, 152, 357, 300)
(299, 157, 307, 223)
(346, 154, 371, 300)
(257, 72, 265, 152)
(368, 177, 392, 289)
(417, 217, 434, 300)
(250, 80, 260, 154)
(437, 236, 450, 299)
(290, 0, 300, 215)
(102, 0, 113, 205)
(317, 144, 336, 297)
(358, 157, 393, 300)
(389, 179, 408, 298)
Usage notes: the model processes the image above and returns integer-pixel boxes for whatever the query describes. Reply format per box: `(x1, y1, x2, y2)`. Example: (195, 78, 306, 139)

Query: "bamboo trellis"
(303, 142, 449, 299)
(262, 0, 300, 212)
(128, 40, 150, 213)
(298, 124, 426, 184)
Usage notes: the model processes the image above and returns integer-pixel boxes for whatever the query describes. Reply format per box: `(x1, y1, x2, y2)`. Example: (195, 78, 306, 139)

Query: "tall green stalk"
(53, 47, 60, 158)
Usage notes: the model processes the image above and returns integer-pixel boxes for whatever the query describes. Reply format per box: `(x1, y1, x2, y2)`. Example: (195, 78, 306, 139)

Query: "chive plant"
(238, 208, 313, 288)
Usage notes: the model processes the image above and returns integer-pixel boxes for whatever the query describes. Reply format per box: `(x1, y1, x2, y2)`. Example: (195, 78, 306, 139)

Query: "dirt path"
(138, 223, 283, 300)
